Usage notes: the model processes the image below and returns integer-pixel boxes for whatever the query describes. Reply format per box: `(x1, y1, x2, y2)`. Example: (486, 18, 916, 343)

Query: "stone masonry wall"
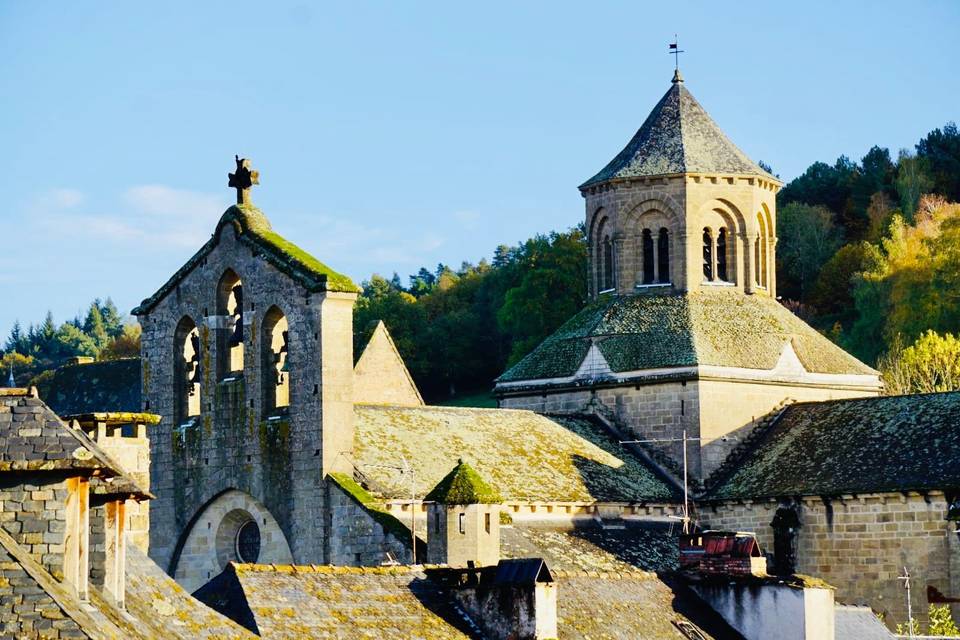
(704, 492, 958, 630)
(140, 223, 355, 582)
(0, 475, 69, 581)
(327, 481, 410, 566)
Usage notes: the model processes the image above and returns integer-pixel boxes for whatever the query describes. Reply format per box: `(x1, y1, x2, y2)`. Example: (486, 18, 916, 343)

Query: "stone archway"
(172, 489, 293, 593)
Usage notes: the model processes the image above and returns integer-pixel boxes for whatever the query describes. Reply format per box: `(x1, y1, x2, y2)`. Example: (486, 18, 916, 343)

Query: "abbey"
(7, 71, 959, 636)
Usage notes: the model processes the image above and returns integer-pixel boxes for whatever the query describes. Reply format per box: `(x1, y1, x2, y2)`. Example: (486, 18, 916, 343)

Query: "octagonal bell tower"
(582, 71, 782, 300)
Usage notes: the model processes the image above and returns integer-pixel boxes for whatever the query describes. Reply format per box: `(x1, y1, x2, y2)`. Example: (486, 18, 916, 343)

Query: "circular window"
(235, 520, 261, 563)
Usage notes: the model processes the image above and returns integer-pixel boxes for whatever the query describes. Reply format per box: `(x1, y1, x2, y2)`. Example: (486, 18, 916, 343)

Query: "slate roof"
(133, 204, 358, 315)
(37, 358, 141, 416)
(194, 564, 475, 639)
(0, 389, 127, 475)
(497, 291, 876, 384)
(580, 76, 776, 189)
(835, 605, 895, 640)
(354, 405, 679, 503)
(424, 460, 503, 505)
(500, 522, 680, 573)
(706, 392, 960, 500)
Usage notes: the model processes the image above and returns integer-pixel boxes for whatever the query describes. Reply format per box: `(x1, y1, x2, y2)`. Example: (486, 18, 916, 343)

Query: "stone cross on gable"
(228, 155, 260, 205)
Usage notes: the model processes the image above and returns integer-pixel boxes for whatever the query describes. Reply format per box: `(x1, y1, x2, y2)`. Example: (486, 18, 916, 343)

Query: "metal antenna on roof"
(899, 566, 915, 639)
(621, 430, 700, 534)
(363, 455, 418, 565)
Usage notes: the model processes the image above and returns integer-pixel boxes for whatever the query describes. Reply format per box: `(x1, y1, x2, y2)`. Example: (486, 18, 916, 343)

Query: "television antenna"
(363, 455, 418, 565)
(898, 566, 915, 639)
(620, 430, 700, 534)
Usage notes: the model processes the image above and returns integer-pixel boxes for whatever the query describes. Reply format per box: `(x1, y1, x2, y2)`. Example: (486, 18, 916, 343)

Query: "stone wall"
(0, 475, 69, 580)
(353, 323, 423, 407)
(139, 223, 355, 582)
(426, 504, 500, 568)
(704, 492, 958, 629)
(327, 481, 410, 566)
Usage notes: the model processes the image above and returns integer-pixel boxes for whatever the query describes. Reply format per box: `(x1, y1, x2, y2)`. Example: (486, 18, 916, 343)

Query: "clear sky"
(1, 1, 958, 340)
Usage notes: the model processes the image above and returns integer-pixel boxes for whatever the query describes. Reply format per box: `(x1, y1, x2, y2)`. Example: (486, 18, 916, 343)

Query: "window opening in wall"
(262, 307, 290, 414)
(641, 229, 655, 284)
(484, 512, 491, 534)
(602, 238, 614, 291)
(435, 511, 441, 533)
(717, 228, 728, 282)
(459, 512, 466, 535)
(702, 229, 713, 281)
(175, 317, 201, 425)
(235, 520, 261, 563)
(217, 270, 245, 379)
(657, 228, 670, 284)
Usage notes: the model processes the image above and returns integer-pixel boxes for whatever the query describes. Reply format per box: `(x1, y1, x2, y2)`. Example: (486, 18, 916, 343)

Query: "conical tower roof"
(580, 75, 775, 189)
(424, 459, 502, 505)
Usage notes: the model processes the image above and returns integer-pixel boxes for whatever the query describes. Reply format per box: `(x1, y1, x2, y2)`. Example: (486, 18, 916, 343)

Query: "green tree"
(100, 298, 125, 338)
(776, 203, 844, 301)
(83, 301, 109, 350)
(917, 122, 960, 202)
(895, 150, 933, 221)
(809, 242, 877, 317)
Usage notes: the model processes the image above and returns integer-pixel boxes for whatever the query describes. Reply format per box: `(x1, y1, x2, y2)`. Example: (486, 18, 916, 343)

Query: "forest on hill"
(3, 122, 959, 401)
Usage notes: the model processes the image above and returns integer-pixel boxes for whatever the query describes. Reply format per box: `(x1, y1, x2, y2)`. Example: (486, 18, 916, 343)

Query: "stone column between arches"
(172, 489, 293, 593)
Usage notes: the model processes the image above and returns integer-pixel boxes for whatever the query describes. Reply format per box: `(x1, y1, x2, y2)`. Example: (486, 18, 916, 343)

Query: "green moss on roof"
(498, 290, 876, 383)
(424, 460, 502, 505)
(354, 404, 677, 502)
(327, 473, 413, 544)
(707, 392, 960, 500)
(134, 205, 357, 315)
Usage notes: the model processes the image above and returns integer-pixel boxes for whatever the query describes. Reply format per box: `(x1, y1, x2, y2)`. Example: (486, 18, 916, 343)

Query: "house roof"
(0, 389, 129, 477)
(580, 75, 776, 189)
(37, 358, 142, 416)
(193, 563, 475, 639)
(424, 460, 503, 505)
(497, 291, 877, 384)
(354, 405, 679, 503)
(706, 392, 960, 500)
(834, 605, 895, 640)
(133, 204, 358, 315)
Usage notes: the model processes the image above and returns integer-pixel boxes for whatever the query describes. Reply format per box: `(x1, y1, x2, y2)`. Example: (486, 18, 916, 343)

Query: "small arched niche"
(174, 316, 201, 425)
(261, 306, 290, 414)
(217, 269, 245, 379)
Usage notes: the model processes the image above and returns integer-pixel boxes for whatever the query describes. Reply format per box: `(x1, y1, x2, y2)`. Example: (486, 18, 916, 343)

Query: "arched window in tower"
(174, 316, 201, 425)
(602, 237, 614, 291)
(262, 306, 290, 414)
(641, 229, 655, 284)
(657, 228, 670, 284)
(702, 228, 714, 281)
(717, 228, 728, 282)
(217, 270, 244, 379)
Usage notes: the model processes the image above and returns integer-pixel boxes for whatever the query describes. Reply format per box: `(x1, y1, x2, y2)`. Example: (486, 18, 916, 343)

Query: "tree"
(809, 242, 877, 317)
(83, 301, 109, 350)
(895, 150, 933, 221)
(99, 298, 125, 338)
(99, 323, 142, 360)
(917, 122, 960, 202)
(1, 352, 33, 386)
(880, 330, 960, 395)
(776, 203, 844, 301)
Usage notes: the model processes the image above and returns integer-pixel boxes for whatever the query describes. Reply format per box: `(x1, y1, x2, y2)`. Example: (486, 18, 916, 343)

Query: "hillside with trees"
(3, 123, 959, 401)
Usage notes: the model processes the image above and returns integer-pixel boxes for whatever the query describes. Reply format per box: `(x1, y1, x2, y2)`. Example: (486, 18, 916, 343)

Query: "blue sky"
(1, 1, 958, 340)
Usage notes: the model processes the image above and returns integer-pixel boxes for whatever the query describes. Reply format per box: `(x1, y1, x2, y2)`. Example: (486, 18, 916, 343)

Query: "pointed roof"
(580, 75, 777, 189)
(424, 459, 503, 505)
(353, 321, 424, 406)
(133, 204, 358, 316)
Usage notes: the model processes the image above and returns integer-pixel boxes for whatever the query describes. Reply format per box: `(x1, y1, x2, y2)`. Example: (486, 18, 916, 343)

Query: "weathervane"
(669, 35, 685, 83)
(228, 155, 259, 206)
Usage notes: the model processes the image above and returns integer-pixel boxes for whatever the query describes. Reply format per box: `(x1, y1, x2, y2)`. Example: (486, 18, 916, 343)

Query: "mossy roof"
(424, 461, 502, 505)
(354, 405, 678, 503)
(133, 204, 358, 315)
(580, 76, 777, 189)
(497, 290, 876, 383)
(194, 563, 473, 639)
(38, 358, 142, 416)
(327, 473, 416, 544)
(707, 392, 960, 500)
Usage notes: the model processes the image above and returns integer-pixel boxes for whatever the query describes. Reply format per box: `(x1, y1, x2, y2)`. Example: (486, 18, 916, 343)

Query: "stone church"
(12, 71, 960, 635)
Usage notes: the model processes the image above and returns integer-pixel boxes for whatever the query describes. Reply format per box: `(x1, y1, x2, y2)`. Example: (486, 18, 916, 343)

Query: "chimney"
(429, 558, 558, 640)
(424, 460, 502, 567)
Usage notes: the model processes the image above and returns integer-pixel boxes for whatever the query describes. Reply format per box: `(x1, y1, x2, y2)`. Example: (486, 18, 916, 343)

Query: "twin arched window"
(174, 316, 201, 426)
(640, 228, 671, 285)
(703, 227, 732, 283)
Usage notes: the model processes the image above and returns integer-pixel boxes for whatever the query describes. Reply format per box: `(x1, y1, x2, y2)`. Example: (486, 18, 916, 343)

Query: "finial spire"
(669, 35, 685, 81)
(7, 364, 14, 388)
(228, 155, 260, 206)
